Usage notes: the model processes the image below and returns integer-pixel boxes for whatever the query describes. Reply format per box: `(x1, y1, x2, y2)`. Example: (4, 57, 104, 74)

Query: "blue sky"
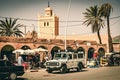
(0, 0, 120, 37)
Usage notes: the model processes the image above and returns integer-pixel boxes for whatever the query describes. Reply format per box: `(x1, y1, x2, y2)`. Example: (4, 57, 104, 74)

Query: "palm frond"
(0, 18, 24, 37)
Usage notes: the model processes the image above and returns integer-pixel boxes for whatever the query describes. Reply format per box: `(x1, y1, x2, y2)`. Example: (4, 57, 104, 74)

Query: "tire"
(60, 65, 67, 73)
(66, 69, 70, 73)
(77, 63, 82, 72)
(47, 68, 52, 73)
(9, 73, 17, 80)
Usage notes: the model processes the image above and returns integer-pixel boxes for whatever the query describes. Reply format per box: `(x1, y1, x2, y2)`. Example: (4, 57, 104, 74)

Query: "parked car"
(108, 52, 120, 66)
(0, 60, 25, 80)
(45, 52, 85, 73)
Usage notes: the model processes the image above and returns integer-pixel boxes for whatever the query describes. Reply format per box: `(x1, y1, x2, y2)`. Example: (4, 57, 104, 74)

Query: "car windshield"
(54, 52, 67, 59)
(54, 54, 61, 59)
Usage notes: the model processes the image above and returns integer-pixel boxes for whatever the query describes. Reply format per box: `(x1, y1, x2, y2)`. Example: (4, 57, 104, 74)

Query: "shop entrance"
(0, 45, 15, 62)
(88, 47, 95, 60)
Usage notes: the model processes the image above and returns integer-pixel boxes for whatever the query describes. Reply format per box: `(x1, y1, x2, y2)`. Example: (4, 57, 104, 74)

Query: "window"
(47, 22, 49, 26)
(44, 22, 46, 26)
(6, 61, 13, 66)
(68, 54, 72, 59)
(54, 54, 61, 59)
(44, 22, 49, 26)
(78, 54, 84, 58)
(73, 54, 77, 59)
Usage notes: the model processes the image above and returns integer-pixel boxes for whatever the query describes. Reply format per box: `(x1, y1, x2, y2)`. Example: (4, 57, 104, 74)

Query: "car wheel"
(77, 63, 82, 72)
(9, 72, 17, 80)
(60, 65, 67, 73)
(66, 69, 70, 73)
(47, 68, 52, 73)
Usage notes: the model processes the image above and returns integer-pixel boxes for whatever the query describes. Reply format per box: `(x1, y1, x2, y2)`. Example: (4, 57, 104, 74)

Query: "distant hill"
(113, 35, 120, 43)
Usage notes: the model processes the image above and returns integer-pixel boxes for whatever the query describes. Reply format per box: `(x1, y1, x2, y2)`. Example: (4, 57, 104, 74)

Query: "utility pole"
(119, 38, 120, 52)
(65, 0, 71, 51)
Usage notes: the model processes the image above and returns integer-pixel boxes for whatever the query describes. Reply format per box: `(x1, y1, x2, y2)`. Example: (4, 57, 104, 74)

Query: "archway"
(38, 46, 48, 61)
(66, 46, 74, 52)
(51, 46, 61, 59)
(88, 47, 95, 60)
(38, 46, 47, 49)
(98, 48, 105, 58)
(20, 45, 31, 61)
(21, 45, 31, 50)
(0, 45, 15, 62)
(76, 47, 85, 56)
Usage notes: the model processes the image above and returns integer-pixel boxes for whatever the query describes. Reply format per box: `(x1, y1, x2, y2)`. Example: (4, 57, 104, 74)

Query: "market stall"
(13, 48, 48, 69)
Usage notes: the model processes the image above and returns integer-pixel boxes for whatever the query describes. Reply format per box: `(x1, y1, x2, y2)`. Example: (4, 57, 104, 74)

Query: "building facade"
(0, 5, 107, 63)
(0, 36, 106, 63)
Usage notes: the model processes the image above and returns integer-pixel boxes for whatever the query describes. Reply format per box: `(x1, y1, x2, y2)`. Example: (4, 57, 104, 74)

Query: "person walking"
(93, 51, 98, 60)
(93, 50, 99, 67)
(18, 54, 24, 66)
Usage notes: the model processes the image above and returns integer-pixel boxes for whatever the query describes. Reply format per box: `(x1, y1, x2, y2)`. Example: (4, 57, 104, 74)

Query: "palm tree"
(0, 18, 24, 37)
(83, 5, 104, 44)
(100, 3, 114, 52)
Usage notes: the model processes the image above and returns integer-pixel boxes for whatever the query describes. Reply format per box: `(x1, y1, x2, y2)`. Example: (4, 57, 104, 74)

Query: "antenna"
(48, 1, 50, 7)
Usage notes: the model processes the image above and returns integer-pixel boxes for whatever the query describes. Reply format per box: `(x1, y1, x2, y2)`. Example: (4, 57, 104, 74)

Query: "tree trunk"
(97, 30, 102, 44)
(107, 17, 114, 52)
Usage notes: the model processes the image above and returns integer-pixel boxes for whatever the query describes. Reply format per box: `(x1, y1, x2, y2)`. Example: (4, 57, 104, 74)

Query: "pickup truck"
(0, 60, 25, 80)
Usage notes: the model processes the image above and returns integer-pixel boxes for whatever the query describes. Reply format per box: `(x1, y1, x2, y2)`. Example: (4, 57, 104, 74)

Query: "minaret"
(45, 1, 53, 16)
(38, 2, 59, 37)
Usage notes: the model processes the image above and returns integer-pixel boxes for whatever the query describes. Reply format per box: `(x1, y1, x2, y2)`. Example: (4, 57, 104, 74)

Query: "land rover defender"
(45, 52, 85, 73)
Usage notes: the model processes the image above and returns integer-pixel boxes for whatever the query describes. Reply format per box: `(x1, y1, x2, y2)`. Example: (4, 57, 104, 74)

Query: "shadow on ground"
(52, 69, 88, 74)
(0, 78, 28, 80)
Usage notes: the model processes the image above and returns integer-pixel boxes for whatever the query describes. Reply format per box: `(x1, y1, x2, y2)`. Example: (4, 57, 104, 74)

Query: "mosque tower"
(38, 2, 59, 38)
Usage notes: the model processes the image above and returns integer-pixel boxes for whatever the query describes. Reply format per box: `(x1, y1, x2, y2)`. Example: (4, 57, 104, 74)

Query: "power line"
(0, 16, 119, 36)
(0, 16, 83, 22)
(0, 15, 120, 22)
(37, 31, 93, 36)
(110, 16, 120, 19)
(23, 18, 120, 29)
(19, 25, 117, 36)
(111, 18, 120, 26)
